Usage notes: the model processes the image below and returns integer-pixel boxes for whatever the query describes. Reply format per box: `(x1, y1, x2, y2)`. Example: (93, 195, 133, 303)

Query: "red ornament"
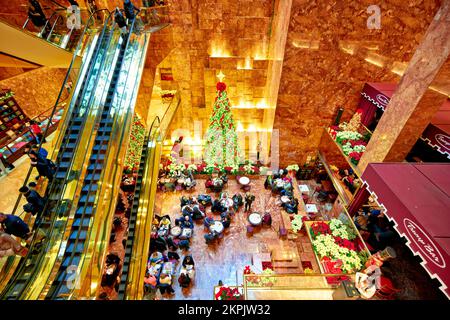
(216, 82, 227, 92)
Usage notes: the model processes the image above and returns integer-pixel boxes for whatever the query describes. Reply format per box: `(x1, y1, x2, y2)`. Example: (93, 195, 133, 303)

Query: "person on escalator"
(28, 151, 54, 182)
(114, 8, 128, 37)
(19, 186, 46, 218)
(28, 0, 46, 26)
(0, 213, 32, 241)
(123, 0, 140, 21)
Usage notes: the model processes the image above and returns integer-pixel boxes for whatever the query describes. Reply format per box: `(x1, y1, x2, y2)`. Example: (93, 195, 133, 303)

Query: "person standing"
(0, 213, 31, 241)
(29, 120, 46, 144)
(256, 140, 262, 163)
(123, 0, 140, 21)
(28, 151, 54, 182)
(19, 186, 46, 217)
(244, 192, 255, 212)
(114, 8, 128, 36)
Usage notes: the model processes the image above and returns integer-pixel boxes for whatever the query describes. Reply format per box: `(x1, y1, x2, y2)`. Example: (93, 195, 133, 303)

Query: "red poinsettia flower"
(349, 152, 362, 161)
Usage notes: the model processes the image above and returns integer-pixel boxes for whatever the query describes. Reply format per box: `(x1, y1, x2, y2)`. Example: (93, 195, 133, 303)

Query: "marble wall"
(273, 0, 441, 167)
(0, 67, 68, 118)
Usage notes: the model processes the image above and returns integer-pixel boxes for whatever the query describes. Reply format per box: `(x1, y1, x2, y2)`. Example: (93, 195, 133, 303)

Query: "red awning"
(420, 99, 450, 159)
(362, 163, 450, 299)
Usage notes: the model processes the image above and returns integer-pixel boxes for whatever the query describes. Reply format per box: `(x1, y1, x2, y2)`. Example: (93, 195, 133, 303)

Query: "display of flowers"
(124, 115, 146, 172)
(214, 286, 244, 300)
(310, 219, 367, 274)
(329, 219, 357, 240)
(286, 164, 299, 172)
(291, 214, 304, 233)
(243, 265, 277, 287)
(335, 131, 362, 144)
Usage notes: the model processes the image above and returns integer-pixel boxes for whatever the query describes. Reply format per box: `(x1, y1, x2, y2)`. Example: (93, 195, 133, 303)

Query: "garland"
(124, 114, 146, 173)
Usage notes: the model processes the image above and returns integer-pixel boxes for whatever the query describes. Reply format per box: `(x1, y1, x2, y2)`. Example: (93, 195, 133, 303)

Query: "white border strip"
(419, 136, 450, 159)
(361, 92, 386, 111)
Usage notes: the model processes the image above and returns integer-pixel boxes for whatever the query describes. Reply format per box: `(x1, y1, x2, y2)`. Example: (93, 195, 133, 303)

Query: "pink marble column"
(358, 0, 450, 172)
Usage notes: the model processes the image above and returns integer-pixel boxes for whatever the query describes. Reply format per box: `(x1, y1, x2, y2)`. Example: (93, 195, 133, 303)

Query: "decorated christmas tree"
(204, 77, 241, 170)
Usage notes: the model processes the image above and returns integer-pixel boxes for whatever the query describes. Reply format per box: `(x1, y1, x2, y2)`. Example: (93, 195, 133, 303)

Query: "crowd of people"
(353, 208, 395, 251)
(265, 169, 299, 214)
(158, 169, 197, 192)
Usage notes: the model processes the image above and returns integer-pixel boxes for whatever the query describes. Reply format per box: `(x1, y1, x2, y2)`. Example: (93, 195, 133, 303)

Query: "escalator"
(0, 10, 115, 300)
(44, 16, 149, 299)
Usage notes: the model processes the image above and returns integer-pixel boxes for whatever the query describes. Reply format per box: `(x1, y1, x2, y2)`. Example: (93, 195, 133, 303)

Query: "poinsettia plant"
(214, 286, 244, 300)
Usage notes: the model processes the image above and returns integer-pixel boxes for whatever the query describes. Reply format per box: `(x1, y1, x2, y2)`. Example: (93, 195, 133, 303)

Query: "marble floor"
(150, 177, 321, 300)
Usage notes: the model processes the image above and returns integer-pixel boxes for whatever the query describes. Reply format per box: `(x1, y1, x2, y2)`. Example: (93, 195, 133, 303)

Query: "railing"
(123, 91, 180, 300)
(0, 9, 113, 300)
(243, 273, 356, 300)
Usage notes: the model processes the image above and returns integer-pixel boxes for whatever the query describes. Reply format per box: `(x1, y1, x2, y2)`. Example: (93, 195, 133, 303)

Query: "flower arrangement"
(124, 115, 146, 172)
(291, 215, 304, 233)
(286, 164, 300, 172)
(310, 221, 331, 238)
(329, 219, 357, 240)
(309, 219, 367, 274)
(336, 131, 362, 144)
(243, 265, 277, 287)
(214, 286, 244, 300)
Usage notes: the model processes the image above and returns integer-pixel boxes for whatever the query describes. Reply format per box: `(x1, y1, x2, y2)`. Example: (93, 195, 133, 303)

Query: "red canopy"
(362, 163, 450, 299)
(420, 99, 450, 158)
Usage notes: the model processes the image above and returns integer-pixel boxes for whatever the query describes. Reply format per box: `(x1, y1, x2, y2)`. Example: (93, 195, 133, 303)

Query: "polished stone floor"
(151, 177, 321, 300)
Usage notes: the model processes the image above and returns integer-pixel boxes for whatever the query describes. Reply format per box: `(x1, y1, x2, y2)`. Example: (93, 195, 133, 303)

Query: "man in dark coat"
(0, 213, 31, 240)
(19, 186, 45, 217)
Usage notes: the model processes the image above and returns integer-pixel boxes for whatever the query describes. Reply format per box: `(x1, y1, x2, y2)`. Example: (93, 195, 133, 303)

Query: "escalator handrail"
(11, 8, 111, 215)
(46, 15, 141, 299)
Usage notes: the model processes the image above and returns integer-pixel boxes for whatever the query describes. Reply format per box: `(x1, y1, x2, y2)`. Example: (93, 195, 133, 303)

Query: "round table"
(248, 212, 262, 226)
(239, 176, 250, 185)
(221, 198, 234, 208)
(281, 196, 291, 203)
(210, 221, 224, 234)
(170, 226, 182, 237)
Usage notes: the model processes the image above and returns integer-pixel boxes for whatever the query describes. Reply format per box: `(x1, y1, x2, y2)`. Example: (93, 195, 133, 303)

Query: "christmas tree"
(340, 109, 362, 132)
(204, 80, 241, 169)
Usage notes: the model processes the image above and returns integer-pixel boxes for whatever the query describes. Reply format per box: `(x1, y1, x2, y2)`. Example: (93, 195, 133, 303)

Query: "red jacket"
(31, 124, 42, 134)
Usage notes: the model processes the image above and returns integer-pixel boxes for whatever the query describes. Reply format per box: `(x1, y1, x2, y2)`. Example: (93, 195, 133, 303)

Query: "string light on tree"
(204, 71, 242, 169)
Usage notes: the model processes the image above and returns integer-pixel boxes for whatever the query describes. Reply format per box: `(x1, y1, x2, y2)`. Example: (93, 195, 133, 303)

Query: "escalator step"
(66, 242, 85, 254)
(82, 184, 97, 192)
(85, 173, 101, 181)
(56, 172, 67, 179)
(76, 206, 93, 215)
(69, 230, 86, 240)
(79, 195, 96, 203)
(73, 218, 90, 227)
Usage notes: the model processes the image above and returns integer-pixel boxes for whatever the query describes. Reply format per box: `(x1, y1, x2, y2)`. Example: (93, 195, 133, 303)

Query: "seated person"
(144, 272, 157, 291)
(222, 214, 231, 228)
(232, 193, 243, 211)
(181, 205, 194, 217)
(180, 196, 190, 208)
(184, 171, 196, 190)
(204, 214, 215, 228)
(198, 194, 212, 206)
(204, 232, 216, 244)
(167, 246, 180, 262)
(190, 196, 199, 206)
(264, 175, 274, 190)
(158, 216, 171, 230)
(180, 215, 194, 229)
(220, 172, 228, 184)
(158, 273, 174, 294)
(178, 272, 191, 288)
(178, 239, 190, 251)
(182, 255, 195, 269)
(280, 188, 293, 197)
(191, 205, 205, 220)
(205, 176, 214, 189)
(283, 198, 298, 214)
(154, 236, 167, 252)
(211, 199, 226, 213)
(149, 251, 164, 265)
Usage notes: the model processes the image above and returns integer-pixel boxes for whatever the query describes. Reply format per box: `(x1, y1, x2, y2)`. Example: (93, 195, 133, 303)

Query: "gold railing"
(125, 91, 180, 300)
(243, 273, 355, 300)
